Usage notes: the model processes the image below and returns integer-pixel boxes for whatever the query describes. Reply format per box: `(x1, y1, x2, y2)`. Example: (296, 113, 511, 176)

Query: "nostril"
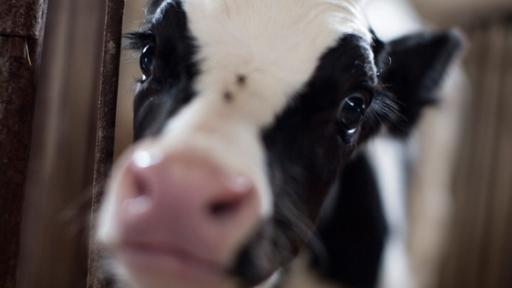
(132, 166, 151, 198)
(122, 162, 154, 217)
(208, 176, 254, 218)
(128, 149, 162, 198)
(120, 149, 161, 217)
(209, 196, 245, 218)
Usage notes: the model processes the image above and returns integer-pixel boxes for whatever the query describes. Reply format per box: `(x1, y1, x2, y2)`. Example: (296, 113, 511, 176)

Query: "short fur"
(97, 0, 463, 287)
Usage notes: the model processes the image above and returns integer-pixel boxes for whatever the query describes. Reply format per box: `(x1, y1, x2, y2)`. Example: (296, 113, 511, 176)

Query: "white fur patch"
(365, 0, 423, 41)
(158, 0, 371, 218)
(365, 136, 412, 288)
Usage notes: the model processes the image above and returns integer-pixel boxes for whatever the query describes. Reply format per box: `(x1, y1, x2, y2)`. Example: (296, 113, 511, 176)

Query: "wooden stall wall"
(1, 1, 511, 288)
(0, 1, 46, 288)
(438, 15, 512, 288)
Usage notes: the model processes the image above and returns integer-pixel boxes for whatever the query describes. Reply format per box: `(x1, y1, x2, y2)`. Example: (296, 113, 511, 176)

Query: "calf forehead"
(155, 0, 371, 128)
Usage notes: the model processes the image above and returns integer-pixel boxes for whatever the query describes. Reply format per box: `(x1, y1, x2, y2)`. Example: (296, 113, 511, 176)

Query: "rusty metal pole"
(0, 1, 46, 288)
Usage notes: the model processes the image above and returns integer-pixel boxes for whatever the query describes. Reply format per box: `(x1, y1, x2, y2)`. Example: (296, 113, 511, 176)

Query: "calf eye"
(337, 93, 368, 143)
(140, 44, 155, 81)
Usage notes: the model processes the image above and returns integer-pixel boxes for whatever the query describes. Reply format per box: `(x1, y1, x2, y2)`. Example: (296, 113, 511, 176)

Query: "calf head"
(97, 0, 462, 287)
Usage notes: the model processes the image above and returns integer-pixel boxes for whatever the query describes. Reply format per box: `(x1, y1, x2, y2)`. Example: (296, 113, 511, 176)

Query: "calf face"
(96, 1, 462, 287)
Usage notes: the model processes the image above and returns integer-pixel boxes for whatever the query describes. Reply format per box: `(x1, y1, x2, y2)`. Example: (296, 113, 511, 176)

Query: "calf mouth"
(115, 240, 233, 286)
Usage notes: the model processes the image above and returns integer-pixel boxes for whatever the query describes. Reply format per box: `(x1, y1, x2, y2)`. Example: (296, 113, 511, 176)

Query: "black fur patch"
(128, 0, 199, 140)
(312, 153, 388, 288)
(380, 30, 463, 136)
(232, 30, 462, 286)
(231, 34, 395, 284)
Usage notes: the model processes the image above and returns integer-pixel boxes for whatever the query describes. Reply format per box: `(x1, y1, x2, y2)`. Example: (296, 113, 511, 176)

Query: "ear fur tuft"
(377, 29, 464, 136)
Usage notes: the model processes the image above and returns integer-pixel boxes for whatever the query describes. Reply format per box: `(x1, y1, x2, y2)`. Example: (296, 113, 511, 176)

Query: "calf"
(97, 0, 462, 287)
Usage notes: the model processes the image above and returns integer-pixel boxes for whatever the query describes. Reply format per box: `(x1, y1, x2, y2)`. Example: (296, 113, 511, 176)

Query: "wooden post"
(438, 16, 512, 288)
(88, 1, 125, 287)
(16, 1, 124, 288)
(0, 1, 46, 288)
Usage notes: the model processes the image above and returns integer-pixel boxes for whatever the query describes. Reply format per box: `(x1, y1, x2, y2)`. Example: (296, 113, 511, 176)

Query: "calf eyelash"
(364, 88, 401, 128)
(124, 30, 155, 51)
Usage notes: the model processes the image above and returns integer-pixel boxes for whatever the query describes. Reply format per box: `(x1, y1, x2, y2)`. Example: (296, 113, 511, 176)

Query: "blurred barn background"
(0, 0, 511, 287)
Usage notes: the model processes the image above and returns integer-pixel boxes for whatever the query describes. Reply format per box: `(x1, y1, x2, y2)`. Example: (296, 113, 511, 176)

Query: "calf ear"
(379, 30, 464, 136)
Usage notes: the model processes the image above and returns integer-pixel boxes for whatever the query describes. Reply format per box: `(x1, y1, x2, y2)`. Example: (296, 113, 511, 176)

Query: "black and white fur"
(97, 0, 462, 287)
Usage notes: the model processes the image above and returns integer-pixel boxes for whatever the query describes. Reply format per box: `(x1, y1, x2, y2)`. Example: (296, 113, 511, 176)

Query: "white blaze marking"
(158, 0, 372, 218)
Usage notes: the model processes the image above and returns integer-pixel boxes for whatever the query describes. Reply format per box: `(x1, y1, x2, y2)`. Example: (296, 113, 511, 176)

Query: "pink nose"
(116, 148, 257, 253)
